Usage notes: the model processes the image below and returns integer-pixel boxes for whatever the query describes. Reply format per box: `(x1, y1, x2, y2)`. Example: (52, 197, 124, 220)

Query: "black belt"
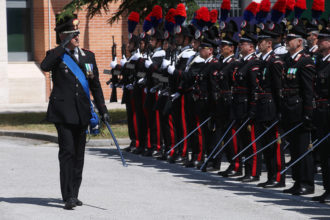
(233, 87, 249, 94)
(255, 93, 272, 100)
(282, 89, 299, 96)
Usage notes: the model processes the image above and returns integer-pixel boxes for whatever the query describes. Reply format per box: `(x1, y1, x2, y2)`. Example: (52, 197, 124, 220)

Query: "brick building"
(0, 0, 329, 105)
(1, 0, 127, 105)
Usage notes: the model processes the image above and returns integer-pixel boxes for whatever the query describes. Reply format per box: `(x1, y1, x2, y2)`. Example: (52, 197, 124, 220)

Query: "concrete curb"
(0, 130, 130, 147)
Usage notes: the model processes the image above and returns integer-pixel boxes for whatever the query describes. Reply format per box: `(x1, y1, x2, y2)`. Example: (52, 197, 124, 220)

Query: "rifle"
(104, 36, 119, 102)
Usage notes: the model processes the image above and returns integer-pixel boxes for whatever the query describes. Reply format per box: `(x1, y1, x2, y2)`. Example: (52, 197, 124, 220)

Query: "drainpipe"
(48, 0, 51, 50)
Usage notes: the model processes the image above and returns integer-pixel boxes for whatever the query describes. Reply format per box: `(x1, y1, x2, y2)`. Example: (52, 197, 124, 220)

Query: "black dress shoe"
(184, 160, 195, 168)
(218, 169, 242, 177)
(194, 160, 204, 169)
(124, 146, 133, 152)
(257, 180, 276, 187)
(240, 175, 260, 183)
(292, 186, 314, 195)
(175, 156, 185, 163)
(283, 184, 299, 194)
(64, 198, 76, 210)
(167, 155, 176, 164)
(74, 198, 83, 206)
(152, 150, 162, 157)
(142, 148, 153, 156)
(132, 148, 145, 155)
(263, 182, 286, 188)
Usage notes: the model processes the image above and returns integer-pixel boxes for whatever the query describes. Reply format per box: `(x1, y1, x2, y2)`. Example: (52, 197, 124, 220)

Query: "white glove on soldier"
(120, 55, 127, 66)
(110, 57, 117, 69)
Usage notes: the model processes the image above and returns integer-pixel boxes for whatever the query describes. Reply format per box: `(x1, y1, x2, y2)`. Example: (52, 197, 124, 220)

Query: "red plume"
(312, 0, 325, 12)
(210, 9, 218, 24)
(286, 0, 295, 11)
(165, 8, 176, 23)
(245, 1, 261, 16)
(221, 0, 231, 10)
(196, 7, 210, 22)
(128, 12, 139, 23)
(175, 3, 187, 17)
(151, 5, 163, 20)
(295, 0, 307, 10)
(272, 0, 287, 14)
(260, 0, 271, 12)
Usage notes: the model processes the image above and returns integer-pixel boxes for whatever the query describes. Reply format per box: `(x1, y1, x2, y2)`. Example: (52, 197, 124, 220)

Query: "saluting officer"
(40, 16, 109, 209)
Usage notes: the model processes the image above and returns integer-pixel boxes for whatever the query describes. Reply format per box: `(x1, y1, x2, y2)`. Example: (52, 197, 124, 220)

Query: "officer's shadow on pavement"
(88, 148, 330, 219)
(0, 197, 63, 208)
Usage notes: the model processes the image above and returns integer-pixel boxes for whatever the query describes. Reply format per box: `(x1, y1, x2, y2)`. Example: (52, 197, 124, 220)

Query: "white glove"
(131, 50, 142, 61)
(145, 57, 153, 68)
(120, 55, 127, 66)
(161, 59, 170, 69)
(110, 57, 117, 69)
(167, 64, 175, 75)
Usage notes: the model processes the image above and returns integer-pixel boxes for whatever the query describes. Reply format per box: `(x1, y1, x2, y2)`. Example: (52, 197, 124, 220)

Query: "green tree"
(59, 0, 204, 24)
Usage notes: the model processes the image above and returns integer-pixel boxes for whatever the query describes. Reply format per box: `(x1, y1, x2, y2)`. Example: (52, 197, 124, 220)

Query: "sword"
(280, 135, 329, 175)
(104, 121, 128, 167)
(199, 120, 236, 171)
(232, 120, 279, 161)
(283, 140, 290, 151)
(166, 116, 211, 155)
(243, 122, 303, 163)
(213, 117, 251, 159)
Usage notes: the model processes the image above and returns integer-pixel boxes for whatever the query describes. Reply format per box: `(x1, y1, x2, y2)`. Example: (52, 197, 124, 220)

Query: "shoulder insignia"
(251, 67, 259, 72)
(295, 54, 302, 62)
(81, 48, 93, 53)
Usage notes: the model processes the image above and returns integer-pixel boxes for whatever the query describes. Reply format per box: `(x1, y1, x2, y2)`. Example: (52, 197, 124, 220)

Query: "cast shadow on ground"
(0, 197, 63, 208)
(88, 148, 330, 220)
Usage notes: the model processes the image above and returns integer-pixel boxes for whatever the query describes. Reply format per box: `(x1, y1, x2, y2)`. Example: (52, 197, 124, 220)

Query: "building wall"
(32, 0, 127, 101)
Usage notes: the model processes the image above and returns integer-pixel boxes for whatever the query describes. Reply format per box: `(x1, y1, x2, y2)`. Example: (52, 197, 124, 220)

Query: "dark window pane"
(7, 8, 31, 52)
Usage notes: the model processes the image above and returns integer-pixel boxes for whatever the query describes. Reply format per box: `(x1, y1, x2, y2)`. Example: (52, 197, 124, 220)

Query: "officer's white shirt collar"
(222, 54, 234, 63)
(291, 49, 304, 60)
(262, 50, 273, 61)
(309, 45, 318, 53)
(243, 52, 255, 61)
(65, 47, 79, 61)
(205, 55, 213, 63)
(322, 53, 330, 61)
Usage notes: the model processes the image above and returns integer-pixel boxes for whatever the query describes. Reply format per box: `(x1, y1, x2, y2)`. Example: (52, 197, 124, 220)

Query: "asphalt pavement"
(0, 136, 330, 220)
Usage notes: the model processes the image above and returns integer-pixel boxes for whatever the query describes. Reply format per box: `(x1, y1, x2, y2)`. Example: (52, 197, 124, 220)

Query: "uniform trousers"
(55, 123, 87, 201)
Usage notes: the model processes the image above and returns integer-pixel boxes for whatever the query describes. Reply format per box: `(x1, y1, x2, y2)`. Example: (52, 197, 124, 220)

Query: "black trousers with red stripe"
(255, 122, 285, 183)
(134, 87, 150, 150)
(169, 96, 184, 157)
(193, 99, 211, 162)
(144, 91, 162, 150)
(184, 93, 199, 160)
(233, 121, 262, 177)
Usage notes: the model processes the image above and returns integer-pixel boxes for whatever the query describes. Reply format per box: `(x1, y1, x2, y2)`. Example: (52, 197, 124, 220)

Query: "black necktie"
(70, 50, 75, 55)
